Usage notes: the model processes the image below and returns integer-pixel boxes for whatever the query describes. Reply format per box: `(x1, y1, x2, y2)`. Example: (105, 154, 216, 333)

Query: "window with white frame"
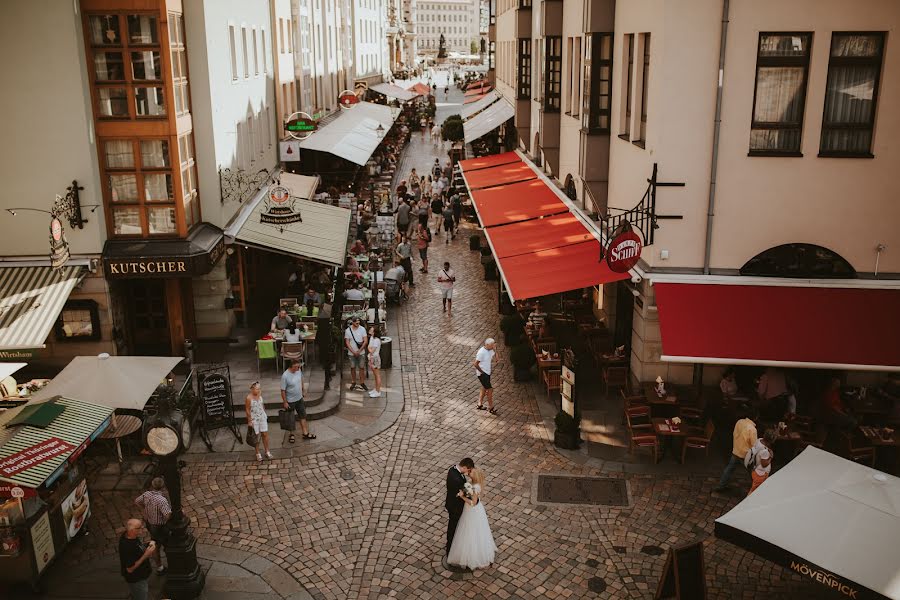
(230, 25, 238, 80)
(241, 27, 249, 78)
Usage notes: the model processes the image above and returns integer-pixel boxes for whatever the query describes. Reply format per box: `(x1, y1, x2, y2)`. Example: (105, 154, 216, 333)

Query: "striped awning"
(0, 266, 84, 350)
(0, 396, 112, 489)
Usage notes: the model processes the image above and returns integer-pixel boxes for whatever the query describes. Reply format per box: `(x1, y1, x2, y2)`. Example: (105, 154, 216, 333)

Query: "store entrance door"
(125, 280, 170, 355)
(613, 281, 635, 353)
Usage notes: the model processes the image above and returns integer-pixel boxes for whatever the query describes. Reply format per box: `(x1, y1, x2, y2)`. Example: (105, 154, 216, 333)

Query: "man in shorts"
(281, 360, 315, 442)
(473, 338, 497, 414)
(437, 261, 456, 316)
(344, 317, 368, 391)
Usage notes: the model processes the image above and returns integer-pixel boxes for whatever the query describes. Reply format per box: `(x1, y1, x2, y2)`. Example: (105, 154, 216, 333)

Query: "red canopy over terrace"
(468, 179, 569, 228)
(461, 160, 536, 190)
(407, 82, 432, 96)
(457, 151, 521, 172)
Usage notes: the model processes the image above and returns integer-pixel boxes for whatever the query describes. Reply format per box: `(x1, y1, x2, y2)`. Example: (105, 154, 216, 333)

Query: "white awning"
(463, 96, 515, 143)
(0, 363, 25, 382)
(460, 90, 502, 120)
(298, 101, 400, 166)
(0, 266, 84, 351)
(370, 83, 418, 102)
(715, 446, 900, 600)
(224, 176, 351, 266)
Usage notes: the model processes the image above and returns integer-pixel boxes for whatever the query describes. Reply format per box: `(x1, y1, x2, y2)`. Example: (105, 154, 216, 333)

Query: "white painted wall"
(352, 0, 388, 82)
(185, 0, 278, 230)
(0, 0, 106, 257)
(559, 0, 585, 208)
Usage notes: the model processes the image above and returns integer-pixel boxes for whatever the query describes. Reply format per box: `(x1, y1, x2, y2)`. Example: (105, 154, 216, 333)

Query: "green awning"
(6, 402, 65, 428)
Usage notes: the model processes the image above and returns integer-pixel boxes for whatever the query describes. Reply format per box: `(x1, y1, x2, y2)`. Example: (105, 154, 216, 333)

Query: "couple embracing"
(444, 458, 497, 570)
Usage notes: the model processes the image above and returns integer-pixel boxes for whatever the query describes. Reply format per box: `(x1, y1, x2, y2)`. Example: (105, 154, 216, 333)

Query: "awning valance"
(654, 282, 900, 371)
(461, 151, 628, 301)
(465, 85, 492, 96)
(298, 101, 400, 166)
(716, 446, 900, 600)
(0, 266, 84, 351)
(460, 91, 502, 120)
(370, 83, 418, 102)
(225, 175, 351, 266)
(0, 396, 112, 489)
(463, 96, 515, 143)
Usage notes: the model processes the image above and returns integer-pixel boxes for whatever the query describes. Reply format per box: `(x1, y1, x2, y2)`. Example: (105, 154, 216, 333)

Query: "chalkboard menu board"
(655, 541, 706, 600)
(199, 371, 233, 431)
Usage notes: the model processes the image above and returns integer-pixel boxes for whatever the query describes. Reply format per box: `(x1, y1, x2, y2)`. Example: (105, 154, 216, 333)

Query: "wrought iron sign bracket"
(601, 163, 683, 247)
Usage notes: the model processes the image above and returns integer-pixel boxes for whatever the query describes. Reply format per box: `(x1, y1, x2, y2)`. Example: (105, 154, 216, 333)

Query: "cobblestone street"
(33, 79, 823, 600)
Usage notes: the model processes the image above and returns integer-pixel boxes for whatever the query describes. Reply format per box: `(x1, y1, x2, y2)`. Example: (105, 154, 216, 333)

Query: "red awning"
(458, 151, 521, 172)
(499, 241, 629, 301)
(462, 161, 536, 190)
(467, 80, 486, 90)
(472, 181, 569, 228)
(464, 94, 487, 104)
(488, 213, 595, 258)
(465, 86, 491, 96)
(654, 283, 900, 371)
(407, 83, 431, 96)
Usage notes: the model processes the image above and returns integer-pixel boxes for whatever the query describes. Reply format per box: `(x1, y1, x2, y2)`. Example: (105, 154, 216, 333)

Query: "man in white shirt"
(473, 338, 497, 414)
(343, 283, 366, 301)
(437, 261, 456, 316)
(344, 317, 368, 391)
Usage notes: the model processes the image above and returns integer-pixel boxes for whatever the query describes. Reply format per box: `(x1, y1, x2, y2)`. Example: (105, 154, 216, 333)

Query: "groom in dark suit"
(445, 458, 474, 556)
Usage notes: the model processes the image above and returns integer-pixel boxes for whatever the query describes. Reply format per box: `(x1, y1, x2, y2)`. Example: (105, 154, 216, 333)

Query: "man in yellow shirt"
(714, 405, 758, 493)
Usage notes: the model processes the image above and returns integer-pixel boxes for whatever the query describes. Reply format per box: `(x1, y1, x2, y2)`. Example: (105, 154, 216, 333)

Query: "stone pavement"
(26, 82, 824, 600)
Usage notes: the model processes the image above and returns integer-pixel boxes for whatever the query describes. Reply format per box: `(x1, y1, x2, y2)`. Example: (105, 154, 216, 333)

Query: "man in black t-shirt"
(119, 518, 154, 600)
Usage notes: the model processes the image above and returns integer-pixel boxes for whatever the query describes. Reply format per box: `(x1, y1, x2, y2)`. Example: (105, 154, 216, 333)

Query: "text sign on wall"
(0, 438, 76, 478)
(606, 230, 643, 273)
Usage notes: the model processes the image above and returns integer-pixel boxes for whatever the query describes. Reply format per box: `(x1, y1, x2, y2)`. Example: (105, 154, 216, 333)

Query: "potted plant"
(500, 314, 525, 346)
(509, 343, 536, 382)
(554, 410, 582, 450)
(469, 234, 481, 251)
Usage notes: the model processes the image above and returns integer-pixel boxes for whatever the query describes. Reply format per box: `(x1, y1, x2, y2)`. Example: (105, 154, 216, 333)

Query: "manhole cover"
(341, 469, 355, 480)
(401, 364, 418, 373)
(535, 475, 628, 506)
(588, 577, 607, 593)
(586, 558, 599, 568)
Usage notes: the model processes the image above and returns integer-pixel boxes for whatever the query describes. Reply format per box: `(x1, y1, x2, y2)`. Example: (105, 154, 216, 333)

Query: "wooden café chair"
(544, 369, 561, 399)
(626, 410, 659, 463)
(681, 420, 716, 464)
(680, 406, 705, 429)
(281, 342, 305, 368)
(603, 366, 629, 398)
(620, 385, 648, 411)
(534, 340, 557, 356)
(625, 405, 653, 431)
(840, 432, 876, 467)
(256, 339, 278, 376)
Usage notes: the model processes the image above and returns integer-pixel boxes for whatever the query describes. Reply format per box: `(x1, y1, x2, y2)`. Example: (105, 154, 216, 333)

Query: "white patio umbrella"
(715, 446, 900, 600)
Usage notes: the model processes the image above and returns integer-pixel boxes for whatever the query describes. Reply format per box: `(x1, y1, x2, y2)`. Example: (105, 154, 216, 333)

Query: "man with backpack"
(416, 223, 431, 273)
(714, 404, 758, 493)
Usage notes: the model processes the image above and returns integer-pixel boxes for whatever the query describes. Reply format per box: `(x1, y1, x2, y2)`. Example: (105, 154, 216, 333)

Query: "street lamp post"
(144, 388, 205, 599)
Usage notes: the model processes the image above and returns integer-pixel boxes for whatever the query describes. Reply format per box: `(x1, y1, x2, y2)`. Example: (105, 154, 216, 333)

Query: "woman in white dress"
(244, 382, 272, 462)
(447, 468, 497, 569)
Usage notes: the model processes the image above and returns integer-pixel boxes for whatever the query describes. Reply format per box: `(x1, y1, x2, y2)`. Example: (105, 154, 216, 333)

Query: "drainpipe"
(703, 0, 730, 275)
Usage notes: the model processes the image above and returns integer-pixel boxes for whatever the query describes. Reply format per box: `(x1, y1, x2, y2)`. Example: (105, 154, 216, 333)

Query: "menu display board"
(31, 513, 54, 573)
(200, 373, 232, 430)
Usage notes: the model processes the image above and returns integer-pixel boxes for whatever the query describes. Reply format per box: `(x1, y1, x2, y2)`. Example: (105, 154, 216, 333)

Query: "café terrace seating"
(681, 420, 716, 463)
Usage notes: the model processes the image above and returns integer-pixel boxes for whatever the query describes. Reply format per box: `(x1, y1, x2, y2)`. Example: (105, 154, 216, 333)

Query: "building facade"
(351, 0, 389, 85)
(417, 0, 482, 56)
(0, 0, 281, 366)
(493, 0, 900, 383)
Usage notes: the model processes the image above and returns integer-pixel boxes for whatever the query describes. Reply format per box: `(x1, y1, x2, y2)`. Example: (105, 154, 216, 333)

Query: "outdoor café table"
(99, 414, 143, 462)
(643, 383, 680, 419)
(536, 355, 561, 380)
(652, 418, 694, 463)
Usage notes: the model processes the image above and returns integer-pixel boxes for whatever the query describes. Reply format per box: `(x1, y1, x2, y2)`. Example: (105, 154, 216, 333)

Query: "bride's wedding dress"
(447, 484, 497, 569)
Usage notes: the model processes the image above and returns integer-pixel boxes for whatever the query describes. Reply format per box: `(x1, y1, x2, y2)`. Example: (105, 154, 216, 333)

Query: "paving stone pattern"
(34, 79, 823, 600)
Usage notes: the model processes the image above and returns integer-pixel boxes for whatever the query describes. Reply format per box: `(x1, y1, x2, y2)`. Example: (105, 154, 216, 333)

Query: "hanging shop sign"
(260, 184, 302, 226)
(279, 140, 301, 162)
(284, 112, 317, 141)
(339, 89, 361, 109)
(48, 216, 70, 270)
(103, 224, 225, 279)
(606, 226, 643, 273)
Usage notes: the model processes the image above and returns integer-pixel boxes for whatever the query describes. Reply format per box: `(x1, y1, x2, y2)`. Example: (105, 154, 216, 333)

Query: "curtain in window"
(820, 65, 877, 153)
(751, 66, 804, 151)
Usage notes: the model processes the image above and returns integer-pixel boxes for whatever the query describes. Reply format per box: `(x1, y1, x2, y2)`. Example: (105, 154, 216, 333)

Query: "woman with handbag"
(245, 382, 272, 462)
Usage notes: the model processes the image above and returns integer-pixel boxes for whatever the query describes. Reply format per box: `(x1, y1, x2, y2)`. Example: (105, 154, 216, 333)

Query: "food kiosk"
(0, 396, 112, 589)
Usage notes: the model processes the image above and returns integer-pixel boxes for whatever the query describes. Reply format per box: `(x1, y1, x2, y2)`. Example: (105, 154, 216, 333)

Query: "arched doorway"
(739, 244, 856, 278)
(563, 174, 577, 201)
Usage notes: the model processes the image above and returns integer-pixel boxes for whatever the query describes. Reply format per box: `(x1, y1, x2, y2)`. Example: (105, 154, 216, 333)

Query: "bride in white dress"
(447, 468, 497, 569)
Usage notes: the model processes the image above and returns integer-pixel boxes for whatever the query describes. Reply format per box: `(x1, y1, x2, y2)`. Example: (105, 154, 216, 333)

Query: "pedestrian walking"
(344, 317, 368, 391)
(451, 191, 463, 232)
(421, 116, 428, 138)
(442, 201, 455, 242)
(281, 359, 315, 442)
(134, 478, 170, 575)
(432, 122, 442, 147)
(423, 175, 433, 198)
(474, 338, 497, 414)
(714, 404, 758, 492)
(245, 382, 272, 462)
(119, 519, 154, 600)
(438, 261, 456, 315)
(316, 300, 335, 390)
(395, 235, 415, 286)
(367, 326, 383, 398)
(417, 197, 430, 230)
(416, 222, 431, 273)
(432, 158, 442, 180)
(747, 429, 776, 495)
(431, 194, 444, 232)
(395, 198, 412, 242)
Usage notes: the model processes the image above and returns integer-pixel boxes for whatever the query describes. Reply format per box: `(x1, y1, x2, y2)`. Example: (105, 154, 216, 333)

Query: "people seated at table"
(271, 309, 294, 332)
(303, 287, 322, 306)
(822, 376, 857, 430)
(350, 239, 367, 256)
(757, 367, 792, 421)
(297, 302, 318, 318)
(528, 301, 547, 330)
(284, 323, 303, 343)
(720, 368, 739, 399)
(344, 283, 366, 301)
(366, 306, 387, 323)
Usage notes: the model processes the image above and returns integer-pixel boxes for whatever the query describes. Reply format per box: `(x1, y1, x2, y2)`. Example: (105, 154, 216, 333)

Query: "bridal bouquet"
(463, 482, 474, 499)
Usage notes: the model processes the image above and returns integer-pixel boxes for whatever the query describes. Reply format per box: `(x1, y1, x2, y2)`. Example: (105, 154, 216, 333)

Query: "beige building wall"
(559, 0, 585, 208)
